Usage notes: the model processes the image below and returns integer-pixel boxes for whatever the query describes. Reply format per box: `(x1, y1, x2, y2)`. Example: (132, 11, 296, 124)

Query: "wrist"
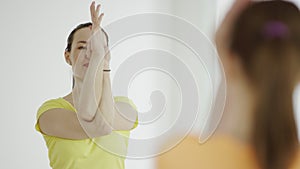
(92, 26, 101, 34)
(104, 59, 110, 69)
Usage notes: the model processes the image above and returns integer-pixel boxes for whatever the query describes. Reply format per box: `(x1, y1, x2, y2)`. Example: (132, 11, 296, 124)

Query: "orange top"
(157, 135, 300, 169)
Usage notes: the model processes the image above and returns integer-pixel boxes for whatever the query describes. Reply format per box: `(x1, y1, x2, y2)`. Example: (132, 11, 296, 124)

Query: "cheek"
(70, 50, 79, 64)
(73, 54, 79, 64)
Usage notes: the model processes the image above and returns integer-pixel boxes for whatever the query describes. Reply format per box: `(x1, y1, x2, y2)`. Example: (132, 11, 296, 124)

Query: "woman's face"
(69, 27, 92, 66)
(66, 26, 108, 78)
(67, 26, 108, 67)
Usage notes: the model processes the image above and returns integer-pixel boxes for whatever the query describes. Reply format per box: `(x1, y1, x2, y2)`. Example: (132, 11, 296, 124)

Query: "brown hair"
(230, 1, 300, 169)
(65, 22, 109, 52)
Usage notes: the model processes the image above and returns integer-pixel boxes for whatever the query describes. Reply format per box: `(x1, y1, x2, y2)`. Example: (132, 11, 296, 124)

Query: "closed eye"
(77, 46, 87, 50)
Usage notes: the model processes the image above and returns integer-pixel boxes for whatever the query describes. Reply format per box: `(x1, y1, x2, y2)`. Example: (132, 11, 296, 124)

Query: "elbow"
(78, 113, 95, 122)
(98, 122, 113, 136)
(92, 117, 113, 137)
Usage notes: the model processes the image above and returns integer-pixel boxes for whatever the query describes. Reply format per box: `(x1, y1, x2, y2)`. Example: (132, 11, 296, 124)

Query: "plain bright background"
(0, 0, 299, 169)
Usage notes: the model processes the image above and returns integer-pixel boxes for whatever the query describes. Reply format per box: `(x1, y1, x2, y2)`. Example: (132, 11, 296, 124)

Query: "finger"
(90, 1, 96, 20)
(98, 13, 104, 25)
(96, 4, 101, 16)
(90, 1, 95, 13)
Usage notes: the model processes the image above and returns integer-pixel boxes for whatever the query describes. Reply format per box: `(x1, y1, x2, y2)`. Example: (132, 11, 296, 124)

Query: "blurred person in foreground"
(157, 1, 300, 169)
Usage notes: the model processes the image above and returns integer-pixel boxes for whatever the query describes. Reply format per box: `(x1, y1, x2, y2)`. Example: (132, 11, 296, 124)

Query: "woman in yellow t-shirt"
(157, 1, 300, 169)
(35, 2, 138, 169)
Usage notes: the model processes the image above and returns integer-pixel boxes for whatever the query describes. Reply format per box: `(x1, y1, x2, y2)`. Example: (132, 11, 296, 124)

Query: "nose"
(84, 49, 91, 60)
(85, 53, 91, 60)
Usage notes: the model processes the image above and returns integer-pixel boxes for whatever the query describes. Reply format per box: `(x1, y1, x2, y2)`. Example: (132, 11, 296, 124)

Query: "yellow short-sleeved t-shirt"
(35, 96, 138, 169)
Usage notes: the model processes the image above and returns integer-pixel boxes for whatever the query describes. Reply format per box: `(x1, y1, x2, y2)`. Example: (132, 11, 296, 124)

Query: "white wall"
(122, 1, 218, 168)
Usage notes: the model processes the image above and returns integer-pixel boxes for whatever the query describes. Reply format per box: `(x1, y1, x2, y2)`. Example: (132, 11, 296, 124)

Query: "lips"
(83, 63, 89, 67)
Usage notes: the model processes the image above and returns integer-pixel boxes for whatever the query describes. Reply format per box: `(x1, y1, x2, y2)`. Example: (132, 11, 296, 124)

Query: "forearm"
(73, 59, 114, 136)
(74, 30, 106, 121)
(75, 60, 104, 121)
(100, 73, 138, 130)
(77, 66, 115, 135)
(99, 72, 115, 127)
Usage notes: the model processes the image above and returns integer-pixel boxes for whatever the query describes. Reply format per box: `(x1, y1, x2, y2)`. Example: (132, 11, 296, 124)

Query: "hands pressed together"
(89, 1, 111, 70)
(72, 1, 114, 137)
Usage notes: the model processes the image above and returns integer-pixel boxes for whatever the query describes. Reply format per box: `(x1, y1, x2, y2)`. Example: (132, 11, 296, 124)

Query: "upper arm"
(38, 108, 89, 140)
(113, 101, 138, 130)
(38, 107, 113, 139)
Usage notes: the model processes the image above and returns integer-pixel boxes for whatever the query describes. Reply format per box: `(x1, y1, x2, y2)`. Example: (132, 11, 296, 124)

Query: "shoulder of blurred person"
(290, 149, 300, 169)
(157, 134, 259, 169)
(157, 135, 300, 169)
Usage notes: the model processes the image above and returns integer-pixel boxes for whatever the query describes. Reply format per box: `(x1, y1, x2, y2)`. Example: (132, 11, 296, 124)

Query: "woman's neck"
(63, 92, 74, 105)
(216, 78, 257, 143)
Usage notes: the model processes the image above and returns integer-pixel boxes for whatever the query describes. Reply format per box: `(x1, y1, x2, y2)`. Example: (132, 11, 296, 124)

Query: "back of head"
(230, 1, 300, 169)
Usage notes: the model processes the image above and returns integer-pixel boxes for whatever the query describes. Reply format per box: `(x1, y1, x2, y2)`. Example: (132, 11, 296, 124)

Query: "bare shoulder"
(113, 101, 138, 130)
(290, 148, 300, 169)
(113, 96, 138, 130)
(156, 135, 259, 169)
(156, 135, 211, 169)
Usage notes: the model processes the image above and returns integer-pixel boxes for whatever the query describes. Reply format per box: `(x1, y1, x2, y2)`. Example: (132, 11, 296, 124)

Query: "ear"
(221, 51, 244, 80)
(64, 50, 72, 66)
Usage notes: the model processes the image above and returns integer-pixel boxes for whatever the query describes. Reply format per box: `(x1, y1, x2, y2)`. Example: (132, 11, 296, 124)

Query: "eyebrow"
(77, 41, 87, 44)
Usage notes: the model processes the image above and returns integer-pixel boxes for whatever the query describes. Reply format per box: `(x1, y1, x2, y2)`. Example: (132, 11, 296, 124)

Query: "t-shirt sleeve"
(114, 96, 139, 130)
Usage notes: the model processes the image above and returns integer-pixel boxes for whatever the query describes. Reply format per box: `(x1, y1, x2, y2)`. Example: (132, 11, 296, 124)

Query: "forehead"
(73, 27, 92, 42)
(73, 27, 108, 45)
